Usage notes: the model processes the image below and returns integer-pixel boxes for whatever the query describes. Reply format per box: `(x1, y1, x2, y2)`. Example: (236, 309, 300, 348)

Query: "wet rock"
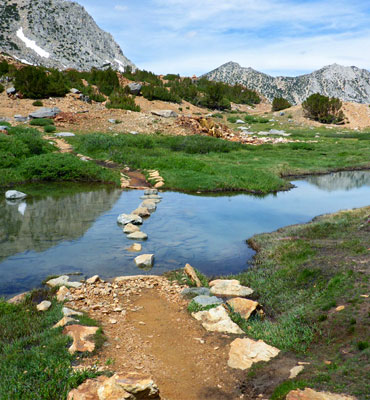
(37, 300, 51, 311)
(124, 223, 141, 234)
(117, 213, 143, 225)
(127, 231, 148, 240)
(209, 279, 253, 298)
(128, 82, 142, 95)
(53, 316, 77, 328)
(192, 305, 243, 334)
(144, 189, 158, 196)
(228, 338, 280, 370)
(181, 287, 211, 297)
(135, 254, 154, 269)
(57, 286, 72, 302)
(7, 292, 28, 304)
(132, 207, 151, 217)
(226, 298, 259, 320)
(62, 307, 83, 317)
(63, 325, 99, 354)
(127, 243, 142, 252)
(151, 110, 178, 118)
(29, 107, 61, 119)
(286, 388, 356, 400)
(184, 263, 202, 287)
(46, 275, 82, 288)
(55, 132, 76, 137)
(193, 295, 223, 307)
(5, 190, 27, 200)
(140, 200, 156, 213)
(289, 365, 305, 379)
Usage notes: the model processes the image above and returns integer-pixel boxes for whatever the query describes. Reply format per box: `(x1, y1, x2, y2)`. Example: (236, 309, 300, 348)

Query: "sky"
(76, 0, 370, 77)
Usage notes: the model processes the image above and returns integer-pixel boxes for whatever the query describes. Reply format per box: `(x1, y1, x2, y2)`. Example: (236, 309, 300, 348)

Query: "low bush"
(29, 118, 54, 126)
(32, 100, 43, 106)
(0, 83, 4, 93)
(106, 89, 140, 111)
(142, 85, 181, 103)
(44, 125, 56, 133)
(272, 97, 292, 111)
(302, 93, 344, 124)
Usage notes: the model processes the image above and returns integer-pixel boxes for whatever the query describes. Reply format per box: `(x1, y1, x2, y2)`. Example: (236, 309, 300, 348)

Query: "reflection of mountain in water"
(305, 171, 370, 192)
(0, 187, 121, 262)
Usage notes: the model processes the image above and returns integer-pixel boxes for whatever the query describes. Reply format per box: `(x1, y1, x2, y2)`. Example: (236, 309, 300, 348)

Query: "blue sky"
(77, 0, 370, 77)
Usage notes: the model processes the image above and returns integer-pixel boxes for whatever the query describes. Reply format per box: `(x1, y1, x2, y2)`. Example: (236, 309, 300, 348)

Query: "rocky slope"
(0, 0, 135, 71)
(204, 62, 370, 105)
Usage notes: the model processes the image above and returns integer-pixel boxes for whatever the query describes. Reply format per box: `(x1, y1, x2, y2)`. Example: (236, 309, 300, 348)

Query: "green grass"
(29, 118, 54, 126)
(0, 293, 100, 399)
(187, 300, 219, 313)
(66, 130, 370, 193)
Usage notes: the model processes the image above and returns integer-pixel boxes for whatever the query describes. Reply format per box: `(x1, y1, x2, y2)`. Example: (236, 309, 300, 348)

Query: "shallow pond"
(1, 170, 369, 298)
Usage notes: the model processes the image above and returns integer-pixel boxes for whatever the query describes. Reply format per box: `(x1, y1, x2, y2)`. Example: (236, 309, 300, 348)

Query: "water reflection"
(305, 170, 370, 191)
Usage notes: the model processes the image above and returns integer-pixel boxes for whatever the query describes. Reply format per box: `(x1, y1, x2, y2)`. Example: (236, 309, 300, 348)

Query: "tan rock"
(192, 305, 244, 334)
(63, 325, 99, 354)
(127, 243, 142, 252)
(7, 292, 28, 304)
(53, 316, 77, 328)
(209, 279, 253, 297)
(154, 181, 164, 188)
(86, 275, 100, 284)
(135, 254, 154, 269)
(227, 298, 258, 320)
(228, 338, 280, 370)
(124, 223, 141, 234)
(37, 300, 51, 312)
(335, 305, 345, 312)
(67, 376, 107, 400)
(184, 263, 202, 287)
(127, 231, 148, 240)
(286, 388, 357, 400)
(132, 207, 151, 217)
(57, 286, 71, 302)
(289, 365, 305, 379)
(62, 307, 83, 317)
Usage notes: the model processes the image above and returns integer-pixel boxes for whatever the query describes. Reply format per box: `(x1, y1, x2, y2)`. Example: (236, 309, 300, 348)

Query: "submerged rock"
(127, 243, 142, 252)
(5, 190, 27, 200)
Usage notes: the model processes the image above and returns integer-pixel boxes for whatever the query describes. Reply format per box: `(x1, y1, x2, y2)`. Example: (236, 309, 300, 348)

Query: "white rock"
(55, 132, 75, 137)
(86, 275, 100, 284)
(117, 213, 143, 225)
(151, 110, 178, 118)
(62, 307, 83, 317)
(46, 275, 82, 288)
(37, 300, 51, 311)
(144, 189, 158, 195)
(289, 365, 304, 379)
(209, 279, 253, 297)
(5, 190, 27, 200)
(134, 254, 154, 269)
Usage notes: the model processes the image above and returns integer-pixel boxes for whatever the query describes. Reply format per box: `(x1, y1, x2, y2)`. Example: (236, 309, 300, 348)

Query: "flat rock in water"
(209, 279, 253, 297)
(140, 200, 156, 213)
(135, 254, 154, 269)
(132, 207, 150, 217)
(63, 325, 99, 354)
(151, 110, 178, 118)
(127, 243, 142, 252)
(127, 231, 148, 240)
(181, 287, 211, 297)
(46, 275, 82, 288)
(226, 298, 258, 320)
(29, 107, 61, 119)
(193, 295, 223, 307)
(123, 223, 141, 234)
(37, 300, 51, 311)
(192, 305, 244, 334)
(55, 132, 75, 137)
(117, 213, 143, 225)
(228, 338, 280, 370)
(144, 188, 158, 196)
(286, 388, 357, 400)
(5, 190, 27, 200)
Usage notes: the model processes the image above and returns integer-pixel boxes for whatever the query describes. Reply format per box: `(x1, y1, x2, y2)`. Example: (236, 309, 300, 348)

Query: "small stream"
(1, 170, 369, 298)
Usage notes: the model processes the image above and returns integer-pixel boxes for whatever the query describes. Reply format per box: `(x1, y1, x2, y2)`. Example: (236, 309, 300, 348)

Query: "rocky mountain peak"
(0, 0, 135, 71)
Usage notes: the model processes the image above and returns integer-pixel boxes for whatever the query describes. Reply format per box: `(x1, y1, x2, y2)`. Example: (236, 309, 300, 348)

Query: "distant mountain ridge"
(0, 0, 135, 71)
(203, 62, 370, 105)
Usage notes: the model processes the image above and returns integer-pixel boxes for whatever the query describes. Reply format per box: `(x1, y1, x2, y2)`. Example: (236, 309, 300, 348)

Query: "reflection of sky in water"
(1, 170, 370, 297)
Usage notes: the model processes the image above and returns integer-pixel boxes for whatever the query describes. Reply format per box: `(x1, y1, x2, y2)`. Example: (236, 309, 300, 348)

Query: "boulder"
(144, 188, 158, 196)
(192, 305, 244, 334)
(63, 325, 99, 354)
(29, 107, 61, 119)
(127, 243, 142, 252)
(53, 316, 77, 328)
(117, 213, 143, 225)
(6, 87, 16, 95)
(128, 82, 142, 95)
(67, 374, 161, 400)
(46, 275, 82, 288)
(181, 287, 211, 297)
(135, 254, 154, 269)
(55, 132, 76, 137)
(132, 207, 151, 217)
(127, 231, 148, 240)
(56, 286, 71, 302)
(123, 223, 140, 234)
(209, 279, 253, 298)
(286, 388, 357, 400)
(5, 190, 27, 200)
(193, 295, 223, 307)
(184, 263, 202, 287)
(228, 338, 280, 370)
(37, 300, 51, 311)
(151, 110, 178, 118)
(62, 307, 83, 317)
(226, 298, 259, 321)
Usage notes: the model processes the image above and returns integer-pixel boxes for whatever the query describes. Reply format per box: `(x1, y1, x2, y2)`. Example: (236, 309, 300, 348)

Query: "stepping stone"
(144, 188, 158, 195)
(127, 231, 148, 240)
(127, 243, 142, 252)
(140, 200, 156, 212)
(184, 263, 202, 287)
(154, 181, 165, 188)
(63, 325, 99, 354)
(37, 300, 51, 311)
(134, 254, 154, 269)
(226, 298, 259, 320)
(123, 223, 140, 234)
(117, 213, 143, 225)
(192, 305, 243, 334)
(132, 207, 150, 217)
(46, 275, 82, 288)
(228, 338, 280, 370)
(209, 279, 253, 297)
(181, 287, 211, 297)
(193, 295, 223, 307)
(286, 388, 357, 400)
(5, 190, 27, 200)
(62, 307, 83, 317)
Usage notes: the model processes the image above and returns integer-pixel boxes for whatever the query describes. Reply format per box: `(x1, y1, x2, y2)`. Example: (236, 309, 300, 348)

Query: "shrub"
(142, 84, 181, 103)
(32, 100, 43, 106)
(0, 83, 4, 93)
(30, 118, 54, 126)
(44, 125, 56, 133)
(272, 97, 292, 111)
(0, 60, 9, 76)
(106, 89, 140, 111)
(89, 68, 119, 96)
(302, 93, 345, 124)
